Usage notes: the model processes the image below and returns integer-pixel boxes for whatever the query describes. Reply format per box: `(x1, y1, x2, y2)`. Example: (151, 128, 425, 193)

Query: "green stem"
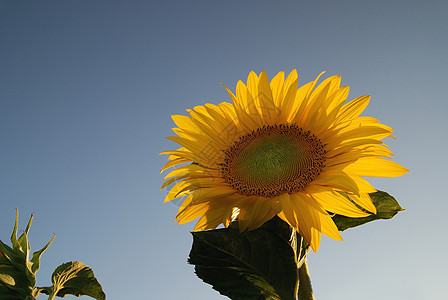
(298, 258, 315, 300)
(47, 289, 57, 300)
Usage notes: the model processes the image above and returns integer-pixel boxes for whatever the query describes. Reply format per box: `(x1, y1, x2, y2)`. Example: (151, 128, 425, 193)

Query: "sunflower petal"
(237, 198, 276, 231)
(161, 175, 187, 190)
(277, 193, 297, 228)
(315, 170, 360, 195)
(279, 73, 299, 123)
(289, 193, 322, 252)
(258, 71, 278, 124)
(270, 71, 285, 106)
(308, 186, 370, 217)
(337, 95, 370, 121)
(160, 157, 189, 173)
(344, 157, 409, 177)
(165, 180, 193, 202)
(349, 193, 377, 214)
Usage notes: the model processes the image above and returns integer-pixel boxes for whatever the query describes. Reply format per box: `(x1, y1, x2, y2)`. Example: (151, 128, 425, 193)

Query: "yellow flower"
(161, 70, 408, 251)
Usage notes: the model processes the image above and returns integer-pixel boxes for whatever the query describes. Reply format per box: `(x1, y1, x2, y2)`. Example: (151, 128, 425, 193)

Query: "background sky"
(1, 1, 447, 299)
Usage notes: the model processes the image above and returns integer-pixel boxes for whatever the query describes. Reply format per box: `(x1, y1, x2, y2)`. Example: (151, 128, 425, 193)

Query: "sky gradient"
(1, 1, 447, 299)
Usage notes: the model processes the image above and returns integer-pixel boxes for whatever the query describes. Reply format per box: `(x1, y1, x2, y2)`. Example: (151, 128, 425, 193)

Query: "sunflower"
(161, 70, 408, 251)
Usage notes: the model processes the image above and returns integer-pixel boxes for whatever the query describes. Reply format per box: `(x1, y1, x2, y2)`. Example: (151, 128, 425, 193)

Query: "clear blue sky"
(1, 1, 447, 299)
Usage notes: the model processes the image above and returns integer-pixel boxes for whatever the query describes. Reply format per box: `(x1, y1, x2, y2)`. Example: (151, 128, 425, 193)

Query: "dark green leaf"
(30, 234, 55, 275)
(0, 211, 38, 299)
(17, 214, 33, 256)
(333, 191, 404, 231)
(0, 286, 28, 300)
(0, 273, 15, 286)
(0, 270, 32, 299)
(45, 261, 105, 300)
(10, 209, 21, 253)
(189, 217, 304, 300)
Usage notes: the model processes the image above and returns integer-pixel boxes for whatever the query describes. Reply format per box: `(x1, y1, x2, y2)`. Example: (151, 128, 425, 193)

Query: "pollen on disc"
(220, 124, 326, 198)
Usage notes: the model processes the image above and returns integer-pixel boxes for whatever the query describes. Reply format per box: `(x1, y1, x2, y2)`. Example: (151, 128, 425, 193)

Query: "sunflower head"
(161, 70, 408, 251)
(221, 124, 326, 198)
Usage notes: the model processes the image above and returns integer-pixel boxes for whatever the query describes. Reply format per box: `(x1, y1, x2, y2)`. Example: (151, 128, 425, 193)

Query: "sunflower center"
(221, 124, 326, 198)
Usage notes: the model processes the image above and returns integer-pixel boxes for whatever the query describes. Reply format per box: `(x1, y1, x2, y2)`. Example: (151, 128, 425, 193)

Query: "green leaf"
(0, 273, 15, 286)
(10, 209, 23, 255)
(17, 213, 33, 256)
(189, 217, 306, 300)
(1, 212, 35, 299)
(0, 286, 28, 300)
(333, 191, 404, 231)
(43, 261, 105, 300)
(0, 209, 56, 299)
(0, 269, 32, 299)
(30, 234, 55, 275)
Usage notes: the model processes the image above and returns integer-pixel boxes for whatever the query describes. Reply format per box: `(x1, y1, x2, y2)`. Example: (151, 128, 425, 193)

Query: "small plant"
(0, 209, 105, 300)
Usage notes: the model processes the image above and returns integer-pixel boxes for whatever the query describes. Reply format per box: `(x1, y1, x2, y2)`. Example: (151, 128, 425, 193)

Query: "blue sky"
(1, 1, 447, 299)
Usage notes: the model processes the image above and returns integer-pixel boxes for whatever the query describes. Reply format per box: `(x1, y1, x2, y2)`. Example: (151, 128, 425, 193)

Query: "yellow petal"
(304, 80, 333, 126)
(246, 71, 259, 98)
(270, 71, 285, 106)
(308, 186, 370, 217)
(160, 149, 215, 168)
(326, 85, 349, 114)
(289, 193, 322, 252)
(312, 75, 341, 102)
(288, 82, 313, 122)
(165, 180, 193, 202)
(290, 71, 326, 124)
(160, 157, 189, 173)
(235, 80, 264, 128)
(349, 193, 377, 214)
(315, 86, 350, 132)
(318, 211, 343, 241)
(325, 139, 383, 158)
(311, 87, 349, 134)
(283, 70, 298, 95)
(221, 82, 256, 132)
(193, 214, 219, 231)
(343, 157, 409, 177)
(163, 164, 217, 180)
(166, 136, 222, 160)
(171, 115, 200, 133)
(188, 110, 229, 147)
(277, 193, 297, 228)
(279, 74, 299, 123)
(161, 175, 187, 190)
(337, 95, 370, 121)
(356, 144, 394, 158)
(306, 71, 326, 99)
(176, 200, 210, 224)
(193, 204, 234, 231)
(325, 151, 361, 167)
(237, 198, 276, 231)
(348, 173, 377, 193)
(315, 170, 360, 195)
(190, 185, 237, 204)
(172, 127, 228, 154)
(258, 70, 278, 124)
(203, 104, 239, 142)
(325, 126, 391, 150)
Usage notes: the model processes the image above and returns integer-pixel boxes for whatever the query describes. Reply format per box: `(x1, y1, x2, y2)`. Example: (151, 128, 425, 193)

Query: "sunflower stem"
(298, 258, 315, 300)
(47, 291, 57, 300)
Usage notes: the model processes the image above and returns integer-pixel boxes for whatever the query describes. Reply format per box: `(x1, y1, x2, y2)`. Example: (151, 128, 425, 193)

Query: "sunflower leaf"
(332, 191, 404, 231)
(39, 261, 105, 300)
(189, 217, 304, 300)
(0, 210, 43, 299)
